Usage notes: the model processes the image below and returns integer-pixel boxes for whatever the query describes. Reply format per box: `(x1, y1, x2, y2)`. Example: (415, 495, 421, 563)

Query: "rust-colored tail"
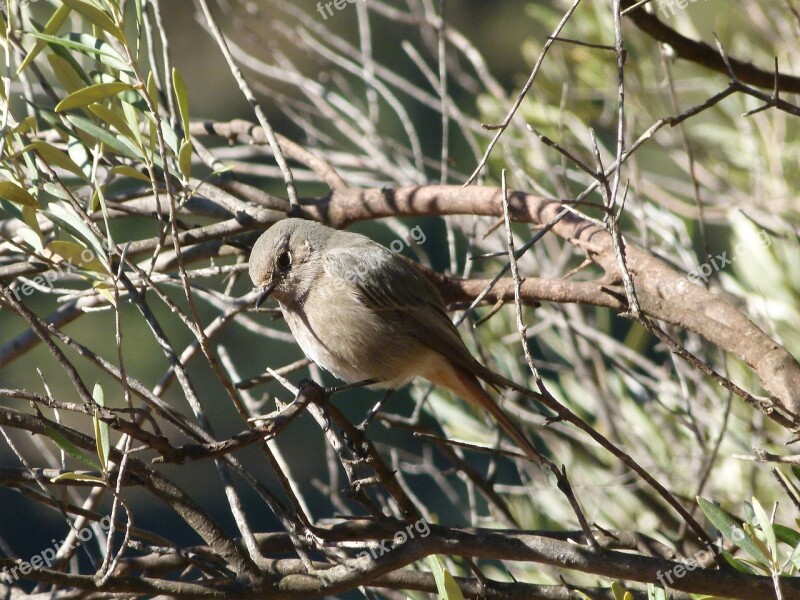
(426, 362, 543, 465)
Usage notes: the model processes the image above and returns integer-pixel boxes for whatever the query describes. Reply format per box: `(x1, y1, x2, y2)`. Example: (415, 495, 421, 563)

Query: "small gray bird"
(249, 218, 542, 463)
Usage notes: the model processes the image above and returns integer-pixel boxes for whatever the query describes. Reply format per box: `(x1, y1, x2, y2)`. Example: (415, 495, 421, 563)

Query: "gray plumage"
(249, 218, 542, 462)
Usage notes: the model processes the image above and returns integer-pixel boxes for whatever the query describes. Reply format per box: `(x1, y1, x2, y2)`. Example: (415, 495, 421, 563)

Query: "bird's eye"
(277, 250, 291, 272)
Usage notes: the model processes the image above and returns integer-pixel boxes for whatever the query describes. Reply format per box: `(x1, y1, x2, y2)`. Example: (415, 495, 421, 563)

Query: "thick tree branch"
(296, 184, 800, 417)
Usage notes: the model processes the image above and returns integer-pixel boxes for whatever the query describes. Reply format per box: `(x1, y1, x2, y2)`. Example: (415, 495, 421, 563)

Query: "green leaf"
(44, 425, 102, 471)
(92, 383, 109, 474)
(93, 410, 109, 472)
(121, 100, 145, 152)
(23, 141, 90, 181)
(11, 116, 38, 134)
(20, 206, 43, 251)
(18, 4, 72, 74)
(50, 471, 106, 484)
(751, 497, 777, 563)
(94, 281, 117, 306)
(172, 68, 190, 138)
(46, 240, 108, 273)
(88, 102, 137, 142)
(61, 0, 125, 41)
(43, 202, 107, 260)
(698, 497, 772, 565)
(0, 182, 39, 208)
(26, 32, 129, 71)
(110, 164, 151, 182)
(774, 524, 800, 548)
(611, 581, 626, 600)
(160, 119, 179, 154)
(56, 82, 135, 113)
(65, 114, 142, 160)
(48, 44, 93, 87)
(719, 549, 759, 574)
(47, 54, 86, 94)
(146, 70, 159, 110)
(426, 556, 464, 600)
(178, 139, 192, 180)
(0, 199, 24, 220)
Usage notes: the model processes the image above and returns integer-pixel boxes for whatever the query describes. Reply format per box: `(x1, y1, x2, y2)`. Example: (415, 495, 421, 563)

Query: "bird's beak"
(254, 282, 276, 309)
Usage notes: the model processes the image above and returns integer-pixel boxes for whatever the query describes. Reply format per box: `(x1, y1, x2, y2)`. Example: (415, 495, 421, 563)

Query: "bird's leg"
(324, 378, 379, 396)
(357, 388, 395, 432)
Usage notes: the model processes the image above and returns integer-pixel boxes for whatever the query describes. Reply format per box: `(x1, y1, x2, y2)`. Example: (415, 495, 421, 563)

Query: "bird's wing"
(323, 240, 481, 373)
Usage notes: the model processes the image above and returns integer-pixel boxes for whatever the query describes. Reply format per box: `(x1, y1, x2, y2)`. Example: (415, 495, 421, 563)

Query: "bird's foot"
(356, 388, 395, 432)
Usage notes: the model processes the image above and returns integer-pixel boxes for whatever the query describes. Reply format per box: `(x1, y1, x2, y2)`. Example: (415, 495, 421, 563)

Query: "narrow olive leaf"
(12, 115, 38, 134)
(93, 382, 105, 407)
(698, 497, 772, 564)
(0, 199, 24, 220)
(611, 581, 626, 600)
(94, 281, 117, 306)
(26, 32, 129, 71)
(744, 501, 756, 525)
(47, 240, 108, 273)
(0, 182, 39, 208)
(110, 164, 150, 182)
(24, 141, 90, 181)
(50, 471, 106, 484)
(17, 133, 41, 186)
(121, 100, 145, 152)
(44, 425, 102, 471)
(146, 70, 159, 110)
(48, 44, 93, 87)
(19, 206, 43, 251)
(56, 82, 134, 113)
(65, 114, 142, 160)
(61, 0, 125, 42)
(172, 68, 190, 138)
(88, 103, 137, 141)
(44, 201, 106, 259)
(426, 556, 464, 600)
(751, 497, 778, 562)
(774, 524, 800, 548)
(17, 4, 72, 74)
(178, 139, 192, 180)
(160, 119, 179, 154)
(92, 393, 110, 475)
